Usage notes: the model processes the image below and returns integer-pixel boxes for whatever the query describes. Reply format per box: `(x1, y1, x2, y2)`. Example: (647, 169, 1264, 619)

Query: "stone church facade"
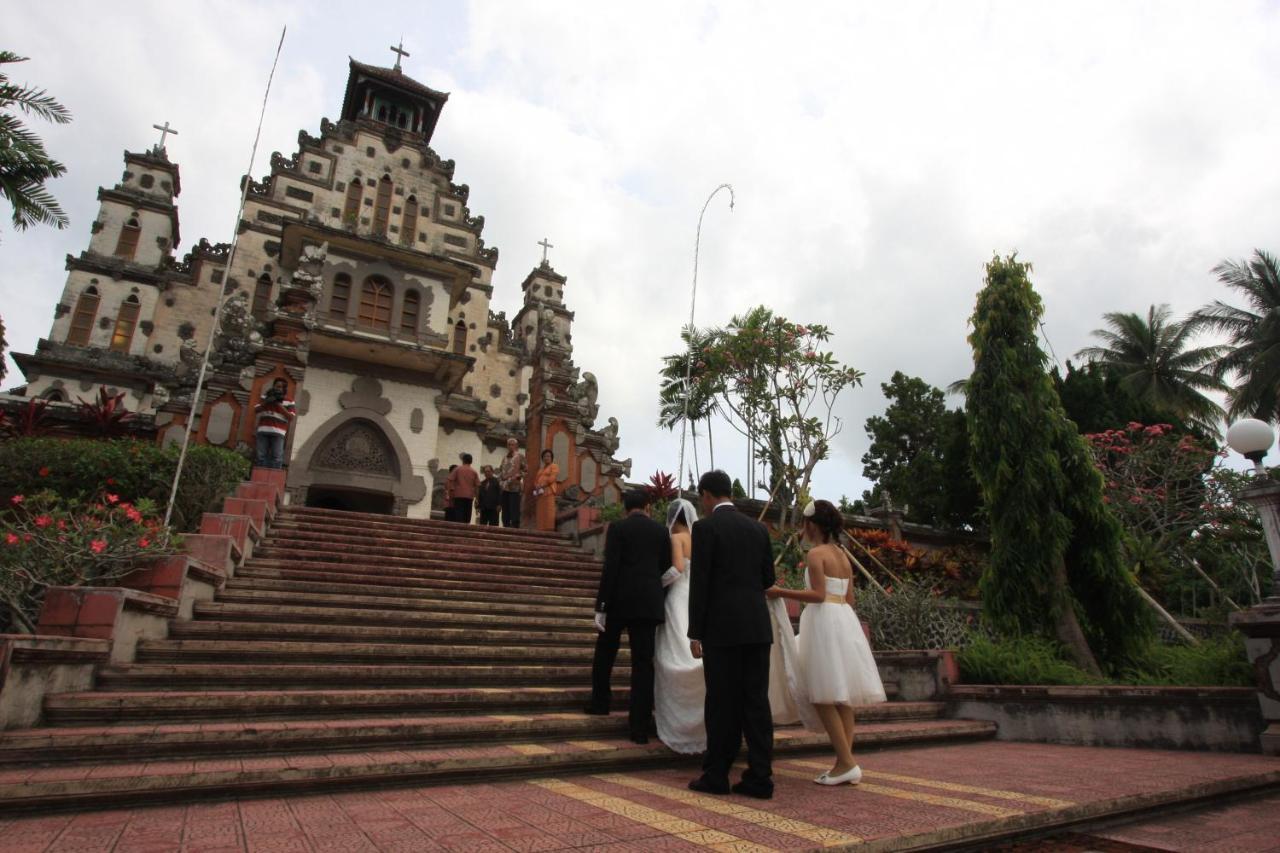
(13, 56, 631, 520)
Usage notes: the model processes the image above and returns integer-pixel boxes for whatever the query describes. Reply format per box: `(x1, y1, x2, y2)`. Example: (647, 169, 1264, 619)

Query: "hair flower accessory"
(802, 500, 816, 518)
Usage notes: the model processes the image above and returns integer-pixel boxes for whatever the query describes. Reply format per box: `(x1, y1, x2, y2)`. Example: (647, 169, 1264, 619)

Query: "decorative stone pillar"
(1228, 478, 1280, 756)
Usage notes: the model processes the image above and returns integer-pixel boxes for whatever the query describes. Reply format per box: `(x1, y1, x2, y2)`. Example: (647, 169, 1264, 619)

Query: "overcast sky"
(4, 1, 1279, 503)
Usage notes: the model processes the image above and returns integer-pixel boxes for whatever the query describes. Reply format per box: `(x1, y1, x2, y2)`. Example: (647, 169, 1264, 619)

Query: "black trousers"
(477, 506, 500, 526)
(589, 617, 657, 736)
(450, 497, 473, 524)
(501, 491, 522, 527)
(701, 643, 773, 787)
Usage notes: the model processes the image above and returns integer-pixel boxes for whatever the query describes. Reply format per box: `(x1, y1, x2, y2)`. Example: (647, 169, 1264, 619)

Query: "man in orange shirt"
(445, 453, 480, 524)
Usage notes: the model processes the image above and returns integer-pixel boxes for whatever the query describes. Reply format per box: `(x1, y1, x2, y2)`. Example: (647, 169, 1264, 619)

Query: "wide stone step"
(233, 567, 599, 605)
(240, 558, 600, 595)
(42, 685, 631, 724)
(136, 639, 621, 665)
(248, 549, 604, 586)
(168, 620, 601, 648)
(94, 661, 618, 690)
(265, 524, 596, 564)
(213, 587, 594, 621)
(0, 718, 994, 812)
(259, 531, 603, 571)
(193, 601, 601, 633)
(279, 507, 573, 544)
(1, 703, 945, 764)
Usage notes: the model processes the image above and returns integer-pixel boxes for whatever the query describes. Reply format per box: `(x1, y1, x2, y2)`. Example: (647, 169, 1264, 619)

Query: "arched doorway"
(301, 418, 401, 514)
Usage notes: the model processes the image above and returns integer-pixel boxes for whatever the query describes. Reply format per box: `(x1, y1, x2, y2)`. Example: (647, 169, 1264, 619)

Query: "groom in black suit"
(687, 469, 776, 798)
(586, 489, 672, 743)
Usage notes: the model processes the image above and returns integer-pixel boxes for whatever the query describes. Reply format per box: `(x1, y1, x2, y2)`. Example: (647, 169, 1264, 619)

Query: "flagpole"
(163, 26, 287, 528)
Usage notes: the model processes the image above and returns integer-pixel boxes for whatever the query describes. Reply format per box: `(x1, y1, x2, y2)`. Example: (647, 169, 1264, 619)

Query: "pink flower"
(56, 519, 66, 531)
(138, 537, 151, 548)
(126, 508, 143, 523)
(10, 495, 23, 505)
(105, 494, 119, 504)
(4, 533, 18, 546)
(89, 540, 107, 554)
(34, 515, 53, 529)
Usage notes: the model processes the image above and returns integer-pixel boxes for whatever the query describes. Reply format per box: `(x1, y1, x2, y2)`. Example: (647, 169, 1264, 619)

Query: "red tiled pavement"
(2, 740, 1277, 852)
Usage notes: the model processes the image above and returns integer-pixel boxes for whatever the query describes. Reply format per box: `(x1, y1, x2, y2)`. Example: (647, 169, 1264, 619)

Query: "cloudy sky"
(4, 1, 1279, 503)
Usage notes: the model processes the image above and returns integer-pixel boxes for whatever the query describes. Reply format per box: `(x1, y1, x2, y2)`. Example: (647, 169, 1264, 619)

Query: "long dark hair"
(805, 499, 843, 544)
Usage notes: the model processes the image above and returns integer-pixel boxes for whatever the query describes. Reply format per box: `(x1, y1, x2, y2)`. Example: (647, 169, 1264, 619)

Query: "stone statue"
(539, 306, 560, 345)
(601, 416, 620, 454)
(210, 292, 264, 370)
(570, 371, 599, 426)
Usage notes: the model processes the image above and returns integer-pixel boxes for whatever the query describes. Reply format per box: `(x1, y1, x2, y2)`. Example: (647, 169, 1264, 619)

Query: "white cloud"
(4, 0, 1279, 503)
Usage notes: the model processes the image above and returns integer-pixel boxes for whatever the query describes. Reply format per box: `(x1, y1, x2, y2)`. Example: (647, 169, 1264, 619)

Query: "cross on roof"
(152, 121, 179, 150)
(538, 237, 554, 265)
(390, 39, 410, 71)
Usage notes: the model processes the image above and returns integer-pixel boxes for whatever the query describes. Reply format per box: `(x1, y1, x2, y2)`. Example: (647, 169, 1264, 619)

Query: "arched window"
(109, 295, 141, 353)
(401, 290, 420, 336)
(341, 180, 363, 226)
(67, 286, 100, 346)
(330, 273, 351, 320)
(372, 175, 393, 236)
(401, 195, 419, 247)
(114, 214, 141, 259)
(41, 388, 67, 403)
(358, 277, 393, 330)
(251, 274, 273, 320)
(452, 320, 467, 355)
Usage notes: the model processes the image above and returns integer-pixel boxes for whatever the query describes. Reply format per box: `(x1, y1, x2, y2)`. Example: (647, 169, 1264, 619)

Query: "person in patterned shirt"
(254, 378, 295, 469)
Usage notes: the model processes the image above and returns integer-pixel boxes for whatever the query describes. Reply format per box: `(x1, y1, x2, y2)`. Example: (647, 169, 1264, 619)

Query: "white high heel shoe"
(814, 765, 862, 786)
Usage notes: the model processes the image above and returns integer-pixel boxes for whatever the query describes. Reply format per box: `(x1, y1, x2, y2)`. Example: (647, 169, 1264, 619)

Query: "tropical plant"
(644, 470, 678, 503)
(74, 388, 134, 436)
(966, 254, 1151, 675)
(0, 313, 7, 383)
(0, 490, 179, 633)
(1075, 304, 1226, 433)
(2, 397, 52, 438)
(956, 635, 1105, 686)
(1191, 250, 1280, 423)
(658, 326, 721, 480)
(0, 51, 71, 234)
(854, 578, 979, 651)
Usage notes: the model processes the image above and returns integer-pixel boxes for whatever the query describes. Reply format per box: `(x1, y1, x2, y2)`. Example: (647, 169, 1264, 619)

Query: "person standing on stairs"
(445, 453, 479, 524)
(532, 449, 559, 531)
(253, 377, 295, 470)
(477, 465, 502, 526)
(499, 437, 526, 528)
(585, 489, 672, 744)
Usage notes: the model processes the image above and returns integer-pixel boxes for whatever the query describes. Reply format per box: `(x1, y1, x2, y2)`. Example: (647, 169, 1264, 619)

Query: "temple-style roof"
(340, 58, 450, 143)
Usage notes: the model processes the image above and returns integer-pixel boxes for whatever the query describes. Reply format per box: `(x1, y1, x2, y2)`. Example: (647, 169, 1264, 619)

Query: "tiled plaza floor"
(1, 740, 1277, 852)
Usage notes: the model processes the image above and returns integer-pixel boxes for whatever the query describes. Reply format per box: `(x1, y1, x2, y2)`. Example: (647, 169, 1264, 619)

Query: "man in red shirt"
(445, 453, 480, 524)
(254, 378, 296, 469)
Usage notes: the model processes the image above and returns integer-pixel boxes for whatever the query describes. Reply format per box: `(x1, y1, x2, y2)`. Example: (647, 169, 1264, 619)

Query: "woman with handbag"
(532, 449, 559, 531)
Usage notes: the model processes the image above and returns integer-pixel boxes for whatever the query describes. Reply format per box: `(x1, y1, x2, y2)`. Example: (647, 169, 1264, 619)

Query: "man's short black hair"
(623, 490, 650, 512)
(460, 453, 473, 465)
(698, 470, 733, 499)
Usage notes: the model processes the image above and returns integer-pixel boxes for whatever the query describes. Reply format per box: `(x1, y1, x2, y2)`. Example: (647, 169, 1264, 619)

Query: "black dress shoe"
(731, 781, 774, 800)
(688, 776, 731, 795)
(629, 732, 649, 745)
(582, 705, 609, 716)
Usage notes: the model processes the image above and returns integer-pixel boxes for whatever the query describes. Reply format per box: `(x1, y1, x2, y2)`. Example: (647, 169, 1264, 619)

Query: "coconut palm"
(0, 51, 71, 234)
(1191, 250, 1280, 424)
(658, 326, 721, 477)
(1075, 304, 1226, 432)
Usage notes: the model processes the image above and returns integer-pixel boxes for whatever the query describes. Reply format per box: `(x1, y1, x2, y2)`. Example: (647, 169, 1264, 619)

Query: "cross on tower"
(538, 238, 555, 265)
(152, 121, 179, 150)
(390, 39, 410, 71)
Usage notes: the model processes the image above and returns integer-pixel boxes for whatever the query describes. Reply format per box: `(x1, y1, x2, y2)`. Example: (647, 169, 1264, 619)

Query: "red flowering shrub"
(0, 490, 179, 633)
(644, 470, 679, 503)
(846, 526, 985, 599)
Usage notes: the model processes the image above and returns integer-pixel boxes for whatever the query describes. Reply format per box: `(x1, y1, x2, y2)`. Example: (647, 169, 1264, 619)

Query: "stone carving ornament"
(210, 291, 264, 370)
(314, 420, 397, 477)
(600, 416, 620, 454)
(570, 371, 599, 427)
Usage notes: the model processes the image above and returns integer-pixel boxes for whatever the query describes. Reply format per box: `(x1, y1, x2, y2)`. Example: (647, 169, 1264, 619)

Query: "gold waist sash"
(823, 594, 846, 605)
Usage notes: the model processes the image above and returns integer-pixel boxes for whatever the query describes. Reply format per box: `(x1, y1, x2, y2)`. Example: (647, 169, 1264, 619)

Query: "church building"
(12, 50, 631, 520)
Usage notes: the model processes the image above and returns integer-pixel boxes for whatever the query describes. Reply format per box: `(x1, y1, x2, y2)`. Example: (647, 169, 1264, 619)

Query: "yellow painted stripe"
(489, 714, 532, 722)
(787, 760, 1074, 808)
(772, 767, 1022, 817)
(509, 743, 553, 755)
(567, 740, 615, 752)
(597, 773, 861, 847)
(529, 778, 775, 851)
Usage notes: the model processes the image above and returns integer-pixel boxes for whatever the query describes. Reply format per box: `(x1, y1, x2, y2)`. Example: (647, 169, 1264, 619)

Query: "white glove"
(661, 567, 681, 588)
(593, 611, 606, 632)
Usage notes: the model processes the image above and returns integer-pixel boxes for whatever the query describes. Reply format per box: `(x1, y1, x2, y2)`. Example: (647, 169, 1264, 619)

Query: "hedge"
(0, 438, 250, 532)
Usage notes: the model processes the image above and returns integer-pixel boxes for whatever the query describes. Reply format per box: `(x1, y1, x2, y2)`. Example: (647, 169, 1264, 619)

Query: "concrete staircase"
(0, 505, 994, 811)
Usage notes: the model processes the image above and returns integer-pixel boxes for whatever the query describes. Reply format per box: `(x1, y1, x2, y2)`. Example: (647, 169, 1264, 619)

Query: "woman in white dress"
(653, 498, 707, 753)
(767, 499, 886, 786)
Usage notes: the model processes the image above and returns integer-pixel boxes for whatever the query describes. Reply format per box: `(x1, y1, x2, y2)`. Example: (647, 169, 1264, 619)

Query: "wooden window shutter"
(372, 176, 393, 236)
(109, 296, 141, 352)
(401, 290, 419, 335)
(341, 181, 363, 224)
(67, 288, 100, 346)
(358, 277, 392, 330)
(401, 195, 419, 246)
(114, 216, 142, 259)
(330, 274, 351, 319)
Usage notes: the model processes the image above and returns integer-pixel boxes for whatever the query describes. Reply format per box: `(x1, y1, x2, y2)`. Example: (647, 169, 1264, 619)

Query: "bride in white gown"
(654, 499, 706, 753)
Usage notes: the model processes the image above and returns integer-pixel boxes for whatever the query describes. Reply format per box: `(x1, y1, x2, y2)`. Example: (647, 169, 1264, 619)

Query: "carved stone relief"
(338, 375, 393, 414)
(313, 420, 398, 478)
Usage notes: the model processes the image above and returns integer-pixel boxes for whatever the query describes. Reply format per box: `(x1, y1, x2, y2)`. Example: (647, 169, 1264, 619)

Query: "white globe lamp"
(1226, 418, 1276, 475)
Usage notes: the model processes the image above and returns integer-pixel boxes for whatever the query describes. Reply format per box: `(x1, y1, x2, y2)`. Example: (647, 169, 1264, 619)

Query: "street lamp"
(1225, 418, 1280, 602)
(676, 183, 734, 491)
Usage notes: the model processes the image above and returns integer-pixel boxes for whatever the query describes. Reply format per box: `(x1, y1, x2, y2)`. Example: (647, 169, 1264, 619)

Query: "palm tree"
(1075, 304, 1226, 432)
(0, 51, 71, 234)
(1191, 250, 1280, 424)
(658, 326, 721, 479)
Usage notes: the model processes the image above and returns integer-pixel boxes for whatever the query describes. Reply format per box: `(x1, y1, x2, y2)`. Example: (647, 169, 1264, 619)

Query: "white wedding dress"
(654, 555, 707, 753)
(795, 568, 886, 706)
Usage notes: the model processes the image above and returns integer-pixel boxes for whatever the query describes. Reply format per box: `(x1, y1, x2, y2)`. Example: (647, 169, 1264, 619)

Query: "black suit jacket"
(688, 504, 776, 646)
(595, 511, 671, 622)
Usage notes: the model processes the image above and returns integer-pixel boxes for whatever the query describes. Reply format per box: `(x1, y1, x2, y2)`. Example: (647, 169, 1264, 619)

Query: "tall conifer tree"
(966, 255, 1150, 674)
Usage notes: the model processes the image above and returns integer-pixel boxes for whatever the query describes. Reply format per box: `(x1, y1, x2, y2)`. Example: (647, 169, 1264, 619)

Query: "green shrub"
(1123, 633, 1255, 688)
(855, 577, 979, 650)
(957, 635, 1105, 685)
(598, 502, 625, 524)
(0, 490, 180, 632)
(0, 438, 250, 532)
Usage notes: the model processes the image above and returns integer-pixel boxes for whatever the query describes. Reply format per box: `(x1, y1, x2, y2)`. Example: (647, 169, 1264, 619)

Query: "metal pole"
(677, 183, 734, 488)
(162, 27, 287, 529)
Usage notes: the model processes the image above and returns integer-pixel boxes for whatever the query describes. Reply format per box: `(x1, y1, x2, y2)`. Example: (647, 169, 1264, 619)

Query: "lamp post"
(1225, 417, 1280, 755)
(676, 183, 734, 491)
